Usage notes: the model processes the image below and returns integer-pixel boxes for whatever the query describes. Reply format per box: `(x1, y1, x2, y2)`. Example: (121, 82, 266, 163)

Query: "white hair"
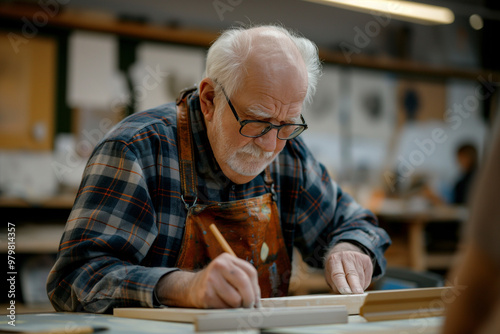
(203, 24, 322, 111)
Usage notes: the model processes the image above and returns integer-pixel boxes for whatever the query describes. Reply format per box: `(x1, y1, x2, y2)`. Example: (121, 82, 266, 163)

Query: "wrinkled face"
(212, 102, 275, 177)
(203, 28, 309, 184)
(207, 71, 307, 184)
(211, 93, 302, 179)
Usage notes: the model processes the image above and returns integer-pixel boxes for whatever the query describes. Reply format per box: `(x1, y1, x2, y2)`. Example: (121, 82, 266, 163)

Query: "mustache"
(238, 142, 275, 159)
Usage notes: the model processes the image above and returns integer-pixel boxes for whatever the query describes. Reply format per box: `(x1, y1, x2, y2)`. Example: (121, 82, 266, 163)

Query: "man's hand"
(324, 242, 373, 294)
(156, 253, 261, 308)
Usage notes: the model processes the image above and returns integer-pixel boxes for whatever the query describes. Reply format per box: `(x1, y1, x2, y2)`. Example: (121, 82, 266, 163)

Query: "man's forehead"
(246, 104, 302, 122)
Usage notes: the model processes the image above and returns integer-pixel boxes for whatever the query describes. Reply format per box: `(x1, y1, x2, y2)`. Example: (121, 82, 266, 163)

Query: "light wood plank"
(113, 305, 348, 332)
(360, 287, 452, 322)
(195, 306, 347, 332)
(261, 293, 367, 315)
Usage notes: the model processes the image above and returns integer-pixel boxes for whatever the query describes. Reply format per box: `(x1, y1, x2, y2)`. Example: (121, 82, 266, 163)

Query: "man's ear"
(199, 78, 216, 122)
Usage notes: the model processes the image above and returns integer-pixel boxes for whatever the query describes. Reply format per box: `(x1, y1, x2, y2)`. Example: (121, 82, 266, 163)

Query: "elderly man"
(47, 25, 390, 313)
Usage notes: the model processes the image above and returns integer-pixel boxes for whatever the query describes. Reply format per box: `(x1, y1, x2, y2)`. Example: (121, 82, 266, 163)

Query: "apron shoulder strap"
(176, 87, 198, 209)
(264, 167, 277, 201)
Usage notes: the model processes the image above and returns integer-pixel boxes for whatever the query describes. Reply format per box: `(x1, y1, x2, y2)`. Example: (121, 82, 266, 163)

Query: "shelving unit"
(0, 193, 75, 210)
(0, 194, 74, 311)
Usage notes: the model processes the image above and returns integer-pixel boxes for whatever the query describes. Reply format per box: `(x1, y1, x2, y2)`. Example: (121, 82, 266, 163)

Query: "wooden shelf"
(0, 224, 64, 253)
(0, 193, 76, 209)
(1, 3, 499, 81)
(0, 303, 54, 315)
(319, 49, 500, 81)
(0, 3, 217, 47)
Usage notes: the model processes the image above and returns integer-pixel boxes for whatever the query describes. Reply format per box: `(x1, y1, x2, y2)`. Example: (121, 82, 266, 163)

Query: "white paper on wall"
(387, 78, 487, 196)
(67, 31, 118, 109)
(133, 42, 206, 112)
(0, 151, 58, 199)
(306, 65, 341, 135)
(304, 67, 397, 180)
(349, 69, 396, 142)
(302, 65, 342, 175)
(393, 119, 486, 196)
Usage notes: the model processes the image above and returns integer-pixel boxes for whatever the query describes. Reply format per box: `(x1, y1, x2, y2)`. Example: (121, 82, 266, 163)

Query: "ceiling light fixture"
(469, 14, 484, 30)
(303, 0, 455, 25)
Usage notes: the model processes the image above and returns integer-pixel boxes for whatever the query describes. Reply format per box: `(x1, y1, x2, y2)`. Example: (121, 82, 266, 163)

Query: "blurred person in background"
(451, 142, 478, 205)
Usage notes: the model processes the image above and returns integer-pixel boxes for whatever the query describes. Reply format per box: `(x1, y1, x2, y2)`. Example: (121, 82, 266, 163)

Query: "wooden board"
(113, 305, 348, 332)
(261, 293, 367, 315)
(360, 287, 451, 322)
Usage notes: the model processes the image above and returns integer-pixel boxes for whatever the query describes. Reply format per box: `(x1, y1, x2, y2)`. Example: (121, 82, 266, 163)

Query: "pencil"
(209, 223, 262, 308)
(209, 223, 237, 257)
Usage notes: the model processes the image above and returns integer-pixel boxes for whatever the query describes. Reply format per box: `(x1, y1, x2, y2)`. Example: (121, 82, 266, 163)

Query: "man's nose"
(254, 129, 278, 152)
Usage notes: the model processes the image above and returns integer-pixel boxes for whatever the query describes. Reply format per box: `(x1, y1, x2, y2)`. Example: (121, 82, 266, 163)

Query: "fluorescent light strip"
(304, 0, 455, 25)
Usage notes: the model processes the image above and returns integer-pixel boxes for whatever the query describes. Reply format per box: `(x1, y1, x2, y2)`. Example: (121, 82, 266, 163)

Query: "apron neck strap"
(264, 167, 277, 202)
(176, 87, 198, 209)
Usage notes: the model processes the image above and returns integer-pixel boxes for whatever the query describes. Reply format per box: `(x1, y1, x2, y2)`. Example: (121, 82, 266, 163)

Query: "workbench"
(1, 288, 452, 333)
(0, 312, 443, 334)
(374, 201, 468, 271)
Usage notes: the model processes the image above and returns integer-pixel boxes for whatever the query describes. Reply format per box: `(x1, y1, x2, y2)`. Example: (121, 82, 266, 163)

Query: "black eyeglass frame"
(218, 85, 308, 140)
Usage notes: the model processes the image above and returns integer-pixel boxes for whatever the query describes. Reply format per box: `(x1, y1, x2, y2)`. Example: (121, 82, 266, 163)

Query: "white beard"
(213, 106, 276, 177)
(228, 141, 276, 176)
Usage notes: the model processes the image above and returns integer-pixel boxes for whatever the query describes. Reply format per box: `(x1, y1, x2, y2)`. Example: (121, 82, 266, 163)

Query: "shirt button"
(231, 185, 236, 191)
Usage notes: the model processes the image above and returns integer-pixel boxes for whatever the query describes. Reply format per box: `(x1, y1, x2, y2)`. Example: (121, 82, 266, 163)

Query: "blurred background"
(0, 0, 499, 311)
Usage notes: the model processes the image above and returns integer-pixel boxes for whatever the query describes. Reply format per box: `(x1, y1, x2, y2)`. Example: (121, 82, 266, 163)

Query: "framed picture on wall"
(396, 77, 447, 126)
(0, 31, 57, 150)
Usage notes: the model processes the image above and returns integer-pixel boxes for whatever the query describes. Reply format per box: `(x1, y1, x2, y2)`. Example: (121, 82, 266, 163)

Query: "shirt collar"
(187, 89, 232, 186)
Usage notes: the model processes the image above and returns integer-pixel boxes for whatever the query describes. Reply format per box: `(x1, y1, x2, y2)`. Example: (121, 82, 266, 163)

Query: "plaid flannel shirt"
(47, 90, 391, 313)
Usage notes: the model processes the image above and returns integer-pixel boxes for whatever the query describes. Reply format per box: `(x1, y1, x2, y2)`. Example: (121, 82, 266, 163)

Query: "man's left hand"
(324, 242, 373, 294)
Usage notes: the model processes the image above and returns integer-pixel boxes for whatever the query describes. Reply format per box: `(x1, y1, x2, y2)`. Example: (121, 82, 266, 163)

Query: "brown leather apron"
(174, 88, 291, 298)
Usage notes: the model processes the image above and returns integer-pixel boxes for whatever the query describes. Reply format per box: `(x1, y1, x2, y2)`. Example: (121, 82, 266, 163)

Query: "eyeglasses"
(218, 85, 308, 140)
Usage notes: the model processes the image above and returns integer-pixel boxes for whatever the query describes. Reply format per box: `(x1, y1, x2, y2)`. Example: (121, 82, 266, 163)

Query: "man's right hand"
(155, 253, 261, 308)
